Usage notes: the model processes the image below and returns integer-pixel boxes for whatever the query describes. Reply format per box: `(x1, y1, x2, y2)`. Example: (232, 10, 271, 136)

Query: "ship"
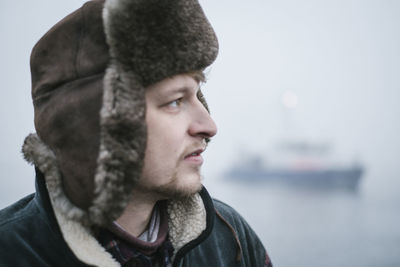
(226, 140, 364, 191)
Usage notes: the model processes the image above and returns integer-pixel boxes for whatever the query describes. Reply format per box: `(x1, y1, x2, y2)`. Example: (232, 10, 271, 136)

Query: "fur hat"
(24, 0, 218, 226)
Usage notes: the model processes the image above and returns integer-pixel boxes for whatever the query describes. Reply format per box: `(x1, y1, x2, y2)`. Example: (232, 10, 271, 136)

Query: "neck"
(115, 190, 160, 237)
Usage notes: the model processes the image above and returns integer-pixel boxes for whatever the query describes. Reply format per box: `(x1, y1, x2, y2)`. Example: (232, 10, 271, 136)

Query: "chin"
(155, 172, 203, 200)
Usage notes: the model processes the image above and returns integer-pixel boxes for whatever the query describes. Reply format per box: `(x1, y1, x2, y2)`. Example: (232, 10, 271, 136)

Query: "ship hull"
(227, 166, 364, 190)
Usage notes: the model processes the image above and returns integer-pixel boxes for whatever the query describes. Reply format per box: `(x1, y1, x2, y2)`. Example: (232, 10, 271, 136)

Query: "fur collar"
(22, 133, 206, 264)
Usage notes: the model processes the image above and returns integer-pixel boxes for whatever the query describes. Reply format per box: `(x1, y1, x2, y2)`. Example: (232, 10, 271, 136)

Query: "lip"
(184, 148, 205, 165)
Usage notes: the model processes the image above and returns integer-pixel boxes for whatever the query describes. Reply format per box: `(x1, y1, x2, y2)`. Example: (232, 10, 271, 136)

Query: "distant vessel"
(227, 90, 365, 190)
(226, 140, 364, 190)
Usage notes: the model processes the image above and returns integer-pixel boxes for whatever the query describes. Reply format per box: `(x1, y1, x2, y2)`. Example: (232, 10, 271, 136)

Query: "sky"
(1, 0, 400, 206)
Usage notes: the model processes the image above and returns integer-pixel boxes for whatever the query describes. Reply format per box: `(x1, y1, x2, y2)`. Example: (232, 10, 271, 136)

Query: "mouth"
(183, 148, 205, 165)
(184, 148, 204, 159)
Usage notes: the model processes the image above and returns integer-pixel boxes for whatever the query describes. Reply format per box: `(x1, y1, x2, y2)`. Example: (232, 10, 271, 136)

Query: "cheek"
(147, 124, 181, 152)
(144, 120, 184, 172)
(141, 131, 182, 186)
(147, 115, 186, 151)
(145, 110, 189, 167)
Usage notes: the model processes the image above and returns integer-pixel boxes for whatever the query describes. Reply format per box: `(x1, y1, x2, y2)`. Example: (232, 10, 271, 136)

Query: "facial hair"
(136, 169, 203, 201)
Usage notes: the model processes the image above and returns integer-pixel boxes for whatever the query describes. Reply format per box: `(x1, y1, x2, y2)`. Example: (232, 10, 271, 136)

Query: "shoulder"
(0, 194, 40, 255)
(0, 192, 93, 266)
(212, 198, 242, 218)
(0, 194, 75, 266)
(212, 198, 255, 233)
(211, 199, 272, 267)
(0, 193, 37, 229)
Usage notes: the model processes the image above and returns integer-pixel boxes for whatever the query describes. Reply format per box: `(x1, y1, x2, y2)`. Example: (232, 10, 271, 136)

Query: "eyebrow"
(150, 83, 201, 102)
(169, 85, 200, 94)
(169, 86, 191, 94)
(159, 85, 200, 98)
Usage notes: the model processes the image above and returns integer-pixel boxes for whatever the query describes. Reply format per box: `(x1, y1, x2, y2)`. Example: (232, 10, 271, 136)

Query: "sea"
(204, 165, 400, 267)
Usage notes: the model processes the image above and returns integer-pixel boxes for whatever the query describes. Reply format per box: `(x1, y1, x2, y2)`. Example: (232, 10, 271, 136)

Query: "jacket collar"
(34, 168, 64, 237)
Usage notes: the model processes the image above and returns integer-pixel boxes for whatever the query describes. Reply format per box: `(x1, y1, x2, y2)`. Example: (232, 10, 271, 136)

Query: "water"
(204, 171, 400, 267)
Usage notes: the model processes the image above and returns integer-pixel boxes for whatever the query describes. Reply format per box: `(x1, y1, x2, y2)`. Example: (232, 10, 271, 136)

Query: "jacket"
(0, 169, 271, 267)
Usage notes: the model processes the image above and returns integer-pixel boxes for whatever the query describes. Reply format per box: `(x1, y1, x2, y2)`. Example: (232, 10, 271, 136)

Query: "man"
(0, 0, 272, 266)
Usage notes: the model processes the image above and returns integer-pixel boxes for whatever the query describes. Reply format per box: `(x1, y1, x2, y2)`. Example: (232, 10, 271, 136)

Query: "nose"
(188, 102, 218, 139)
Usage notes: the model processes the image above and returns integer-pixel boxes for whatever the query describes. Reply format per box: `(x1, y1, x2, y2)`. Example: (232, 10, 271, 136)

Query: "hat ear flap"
(90, 67, 147, 225)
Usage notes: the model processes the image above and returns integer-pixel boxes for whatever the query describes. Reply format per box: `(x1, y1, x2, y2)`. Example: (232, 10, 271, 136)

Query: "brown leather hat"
(25, 0, 218, 226)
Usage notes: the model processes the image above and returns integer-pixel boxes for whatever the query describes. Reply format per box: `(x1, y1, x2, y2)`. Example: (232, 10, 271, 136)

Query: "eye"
(167, 98, 183, 108)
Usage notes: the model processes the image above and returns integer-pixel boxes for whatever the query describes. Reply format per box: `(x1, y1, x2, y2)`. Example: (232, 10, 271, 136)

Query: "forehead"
(145, 74, 199, 99)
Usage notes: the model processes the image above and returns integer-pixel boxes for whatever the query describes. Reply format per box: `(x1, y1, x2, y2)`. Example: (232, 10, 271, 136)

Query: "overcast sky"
(1, 0, 400, 207)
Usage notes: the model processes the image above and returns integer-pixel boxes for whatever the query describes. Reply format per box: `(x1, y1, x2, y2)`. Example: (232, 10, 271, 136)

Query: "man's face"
(137, 74, 217, 200)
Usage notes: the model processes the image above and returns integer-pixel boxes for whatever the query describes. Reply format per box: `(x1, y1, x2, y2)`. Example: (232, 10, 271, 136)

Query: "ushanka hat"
(22, 0, 218, 226)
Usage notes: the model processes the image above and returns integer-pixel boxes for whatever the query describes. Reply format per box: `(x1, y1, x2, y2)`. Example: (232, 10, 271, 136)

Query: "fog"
(1, 1, 399, 266)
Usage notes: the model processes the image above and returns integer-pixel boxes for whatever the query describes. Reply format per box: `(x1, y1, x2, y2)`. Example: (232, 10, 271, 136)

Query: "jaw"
(138, 169, 203, 201)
